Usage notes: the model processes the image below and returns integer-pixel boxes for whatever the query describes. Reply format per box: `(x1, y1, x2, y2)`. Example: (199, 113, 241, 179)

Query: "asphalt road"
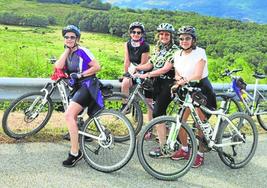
(0, 135, 266, 188)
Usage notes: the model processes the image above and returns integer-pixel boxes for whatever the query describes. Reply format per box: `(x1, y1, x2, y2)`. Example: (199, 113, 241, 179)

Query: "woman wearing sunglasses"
(135, 23, 179, 156)
(171, 26, 217, 168)
(55, 25, 104, 167)
(121, 22, 153, 120)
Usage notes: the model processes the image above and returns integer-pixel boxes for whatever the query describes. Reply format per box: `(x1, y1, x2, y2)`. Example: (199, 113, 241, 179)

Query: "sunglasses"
(64, 36, 77, 40)
(159, 32, 170, 37)
(179, 37, 192, 41)
(131, 31, 142, 35)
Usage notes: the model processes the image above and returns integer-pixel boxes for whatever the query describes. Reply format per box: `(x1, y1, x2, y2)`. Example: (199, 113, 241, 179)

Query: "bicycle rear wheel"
(104, 92, 143, 136)
(79, 109, 135, 172)
(256, 95, 267, 130)
(137, 116, 197, 181)
(217, 112, 258, 169)
(2, 91, 53, 139)
(216, 94, 243, 114)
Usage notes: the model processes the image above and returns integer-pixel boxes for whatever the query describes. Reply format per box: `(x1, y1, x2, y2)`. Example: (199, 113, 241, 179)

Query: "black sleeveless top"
(127, 41, 150, 65)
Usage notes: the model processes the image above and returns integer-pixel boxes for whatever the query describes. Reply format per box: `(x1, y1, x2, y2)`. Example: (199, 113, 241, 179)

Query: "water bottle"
(241, 89, 250, 104)
(201, 120, 213, 141)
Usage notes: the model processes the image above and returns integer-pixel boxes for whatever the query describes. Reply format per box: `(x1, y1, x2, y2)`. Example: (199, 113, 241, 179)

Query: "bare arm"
(140, 52, 150, 65)
(186, 58, 205, 81)
(81, 59, 101, 77)
(174, 58, 206, 86)
(55, 48, 71, 69)
(124, 42, 130, 73)
(146, 61, 173, 78)
(136, 60, 153, 71)
(136, 61, 173, 79)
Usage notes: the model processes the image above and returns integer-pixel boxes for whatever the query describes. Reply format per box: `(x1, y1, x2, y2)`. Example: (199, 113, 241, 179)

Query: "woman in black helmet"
(171, 26, 216, 168)
(135, 23, 179, 157)
(55, 25, 104, 168)
(121, 22, 153, 120)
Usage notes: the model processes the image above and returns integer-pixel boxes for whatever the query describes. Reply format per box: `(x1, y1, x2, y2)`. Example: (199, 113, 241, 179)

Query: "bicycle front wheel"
(79, 109, 136, 172)
(2, 91, 53, 139)
(217, 112, 258, 169)
(137, 116, 197, 181)
(256, 95, 267, 130)
(104, 92, 143, 136)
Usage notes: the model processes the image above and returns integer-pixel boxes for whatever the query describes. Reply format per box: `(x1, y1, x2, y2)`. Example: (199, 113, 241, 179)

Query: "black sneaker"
(62, 150, 83, 167)
(63, 132, 71, 141)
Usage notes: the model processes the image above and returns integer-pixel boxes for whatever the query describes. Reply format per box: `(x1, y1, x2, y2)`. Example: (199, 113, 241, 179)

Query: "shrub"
(0, 12, 23, 25)
(20, 15, 49, 27)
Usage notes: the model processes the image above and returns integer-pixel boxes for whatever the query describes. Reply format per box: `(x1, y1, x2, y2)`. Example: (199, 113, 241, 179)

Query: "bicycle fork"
(166, 115, 182, 151)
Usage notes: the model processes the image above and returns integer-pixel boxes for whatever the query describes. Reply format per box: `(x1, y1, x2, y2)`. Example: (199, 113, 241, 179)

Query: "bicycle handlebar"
(172, 82, 201, 94)
(123, 71, 145, 84)
(221, 68, 243, 77)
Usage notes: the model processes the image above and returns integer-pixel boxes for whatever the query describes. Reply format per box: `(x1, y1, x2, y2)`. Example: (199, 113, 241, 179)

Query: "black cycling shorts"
(70, 85, 102, 116)
(152, 78, 174, 118)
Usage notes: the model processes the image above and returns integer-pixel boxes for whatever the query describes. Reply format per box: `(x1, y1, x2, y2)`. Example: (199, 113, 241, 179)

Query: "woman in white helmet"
(135, 23, 179, 157)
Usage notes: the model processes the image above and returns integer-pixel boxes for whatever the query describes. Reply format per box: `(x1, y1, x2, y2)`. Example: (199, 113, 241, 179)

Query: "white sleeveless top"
(173, 47, 208, 79)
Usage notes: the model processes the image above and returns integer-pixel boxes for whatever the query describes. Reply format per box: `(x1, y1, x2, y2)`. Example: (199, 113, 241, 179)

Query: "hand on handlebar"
(134, 72, 147, 79)
(170, 84, 179, 97)
(70, 72, 82, 80)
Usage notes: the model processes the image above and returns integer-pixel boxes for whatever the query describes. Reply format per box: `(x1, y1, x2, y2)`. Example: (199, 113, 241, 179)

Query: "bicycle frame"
(167, 86, 245, 150)
(121, 79, 153, 114)
(231, 75, 266, 116)
(78, 116, 112, 148)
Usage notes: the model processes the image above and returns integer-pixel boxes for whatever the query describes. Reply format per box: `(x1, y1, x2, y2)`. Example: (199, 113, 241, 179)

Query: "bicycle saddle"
(253, 73, 266, 79)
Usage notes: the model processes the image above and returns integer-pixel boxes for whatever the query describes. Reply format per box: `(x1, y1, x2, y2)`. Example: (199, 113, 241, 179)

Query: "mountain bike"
(105, 74, 179, 136)
(1, 76, 130, 139)
(137, 83, 258, 181)
(2, 56, 134, 141)
(1, 76, 136, 172)
(216, 68, 267, 130)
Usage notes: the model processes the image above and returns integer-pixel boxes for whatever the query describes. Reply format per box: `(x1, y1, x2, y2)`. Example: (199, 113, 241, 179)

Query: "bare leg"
(154, 123, 166, 147)
(196, 108, 207, 153)
(121, 77, 132, 103)
(146, 98, 153, 121)
(178, 108, 191, 146)
(65, 101, 83, 154)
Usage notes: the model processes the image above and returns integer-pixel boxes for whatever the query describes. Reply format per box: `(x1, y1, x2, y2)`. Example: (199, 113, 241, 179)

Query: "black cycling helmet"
(177, 26, 196, 38)
(129, 22, 145, 33)
(157, 23, 175, 33)
(62, 25, 81, 38)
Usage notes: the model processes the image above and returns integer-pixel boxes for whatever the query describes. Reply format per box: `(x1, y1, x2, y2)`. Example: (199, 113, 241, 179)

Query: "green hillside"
(0, 0, 87, 25)
(0, 0, 266, 83)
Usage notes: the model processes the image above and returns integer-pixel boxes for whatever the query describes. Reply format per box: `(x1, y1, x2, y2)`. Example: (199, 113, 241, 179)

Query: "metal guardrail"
(0, 77, 267, 101)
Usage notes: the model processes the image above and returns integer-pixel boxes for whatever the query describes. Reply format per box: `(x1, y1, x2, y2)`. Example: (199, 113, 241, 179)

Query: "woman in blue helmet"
(55, 25, 104, 167)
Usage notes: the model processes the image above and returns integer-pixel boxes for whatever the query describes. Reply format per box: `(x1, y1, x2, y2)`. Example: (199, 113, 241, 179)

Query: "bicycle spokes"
(218, 113, 257, 168)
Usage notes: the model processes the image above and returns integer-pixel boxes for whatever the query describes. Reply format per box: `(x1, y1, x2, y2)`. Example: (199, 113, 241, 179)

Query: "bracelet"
(147, 72, 151, 78)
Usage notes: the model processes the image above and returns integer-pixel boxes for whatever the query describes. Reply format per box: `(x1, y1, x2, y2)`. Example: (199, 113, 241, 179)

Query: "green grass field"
(0, 24, 125, 79)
